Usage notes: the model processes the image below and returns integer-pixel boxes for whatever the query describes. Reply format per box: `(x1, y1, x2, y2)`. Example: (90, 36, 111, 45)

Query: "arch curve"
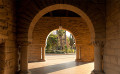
(28, 4, 95, 42)
(45, 28, 77, 47)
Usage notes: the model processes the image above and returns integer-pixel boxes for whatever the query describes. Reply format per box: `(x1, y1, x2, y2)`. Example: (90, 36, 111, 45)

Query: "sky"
(66, 31, 70, 37)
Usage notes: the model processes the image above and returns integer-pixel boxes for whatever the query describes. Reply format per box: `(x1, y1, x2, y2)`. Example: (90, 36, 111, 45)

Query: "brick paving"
(28, 54, 94, 74)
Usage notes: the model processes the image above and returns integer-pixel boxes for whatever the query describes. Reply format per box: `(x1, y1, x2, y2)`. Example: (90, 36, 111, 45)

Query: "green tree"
(57, 30, 65, 50)
(46, 34, 58, 50)
(69, 34, 74, 49)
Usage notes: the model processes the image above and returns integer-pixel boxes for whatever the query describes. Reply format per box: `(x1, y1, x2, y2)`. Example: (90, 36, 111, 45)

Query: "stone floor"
(28, 54, 94, 74)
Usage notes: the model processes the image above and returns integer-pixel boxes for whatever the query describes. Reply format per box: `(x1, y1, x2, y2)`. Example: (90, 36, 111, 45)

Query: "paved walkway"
(28, 54, 94, 74)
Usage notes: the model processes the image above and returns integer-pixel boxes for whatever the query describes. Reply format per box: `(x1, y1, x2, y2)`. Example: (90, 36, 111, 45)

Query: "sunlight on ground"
(48, 63, 93, 74)
(28, 55, 94, 74)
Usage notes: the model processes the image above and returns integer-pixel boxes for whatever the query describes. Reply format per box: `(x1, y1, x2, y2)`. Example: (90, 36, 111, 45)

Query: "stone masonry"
(104, 0, 120, 74)
(0, 0, 17, 74)
(28, 17, 94, 62)
(1, 0, 120, 74)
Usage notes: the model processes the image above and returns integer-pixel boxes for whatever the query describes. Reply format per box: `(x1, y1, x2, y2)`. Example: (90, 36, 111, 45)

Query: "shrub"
(46, 50, 64, 54)
(66, 49, 75, 53)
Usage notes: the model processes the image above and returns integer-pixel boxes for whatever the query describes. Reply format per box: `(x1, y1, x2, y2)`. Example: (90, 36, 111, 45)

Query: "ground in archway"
(28, 54, 94, 74)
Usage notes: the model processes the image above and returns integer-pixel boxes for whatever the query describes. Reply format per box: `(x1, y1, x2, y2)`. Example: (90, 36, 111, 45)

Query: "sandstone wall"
(28, 17, 94, 62)
(104, 0, 120, 74)
(16, 0, 106, 73)
(16, 0, 106, 65)
(17, 0, 106, 43)
(1, 0, 120, 74)
(0, 0, 17, 74)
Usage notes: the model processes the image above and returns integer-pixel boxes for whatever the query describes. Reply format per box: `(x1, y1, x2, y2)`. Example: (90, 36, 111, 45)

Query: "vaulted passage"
(27, 10, 94, 73)
(18, 5, 98, 74)
(28, 27, 94, 74)
(28, 16, 94, 62)
(0, 0, 120, 74)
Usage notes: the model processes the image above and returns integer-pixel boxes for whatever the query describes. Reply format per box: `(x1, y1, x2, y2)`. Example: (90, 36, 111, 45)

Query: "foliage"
(57, 30, 65, 37)
(57, 30, 65, 50)
(66, 49, 75, 53)
(46, 30, 76, 54)
(46, 50, 55, 53)
(69, 34, 75, 49)
(46, 34, 58, 50)
(46, 50, 64, 54)
(64, 45, 68, 53)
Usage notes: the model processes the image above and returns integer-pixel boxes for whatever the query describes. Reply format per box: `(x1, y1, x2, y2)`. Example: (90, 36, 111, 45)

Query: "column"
(79, 46, 81, 60)
(40, 47, 42, 60)
(19, 42, 31, 74)
(91, 41, 104, 74)
(41, 46, 45, 62)
(75, 45, 80, 61)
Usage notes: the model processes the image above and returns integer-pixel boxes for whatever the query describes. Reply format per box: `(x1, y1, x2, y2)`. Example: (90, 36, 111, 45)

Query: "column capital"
(17, 41, 32, 46)
(92, 41, 104, 48)
(40, 44, 45, 47)
(0, 38, 6, 44)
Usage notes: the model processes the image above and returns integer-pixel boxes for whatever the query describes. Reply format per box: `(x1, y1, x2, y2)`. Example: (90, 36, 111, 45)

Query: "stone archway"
(28, 4, 95, 43)
(45, 28, 77, 62)
(29, 27, 78, 62)
(19, 4, 104, 74)
(28, 17, 94, 63)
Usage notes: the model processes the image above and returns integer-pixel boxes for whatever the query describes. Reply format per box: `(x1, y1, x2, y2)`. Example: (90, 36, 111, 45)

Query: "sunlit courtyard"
(28, 55, 94, 74)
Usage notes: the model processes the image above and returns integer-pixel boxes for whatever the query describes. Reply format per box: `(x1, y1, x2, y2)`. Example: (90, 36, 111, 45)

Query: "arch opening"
(28, 7, 94, 63)
(27, 4, 95, 74)
(28, 4, 95, 43)
(45, 29, 76, 60)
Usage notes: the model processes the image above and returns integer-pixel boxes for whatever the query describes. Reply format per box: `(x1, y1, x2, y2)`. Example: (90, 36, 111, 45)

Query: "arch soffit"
(28, 4, 95, 43)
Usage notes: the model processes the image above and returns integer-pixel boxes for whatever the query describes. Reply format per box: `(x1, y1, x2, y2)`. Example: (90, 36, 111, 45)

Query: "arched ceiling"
(16, 0, 106, 46)
(43, 10, 80, 17)
(32, 17, 91, 45)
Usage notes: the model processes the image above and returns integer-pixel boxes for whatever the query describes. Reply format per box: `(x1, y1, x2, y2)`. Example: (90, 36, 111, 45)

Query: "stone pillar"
(91, 41, 104, 74)
(75, 45, 80, 61)
(40, 47, 42, 60)
(41, 46, 45, 62)
(19, 42, 31, 74)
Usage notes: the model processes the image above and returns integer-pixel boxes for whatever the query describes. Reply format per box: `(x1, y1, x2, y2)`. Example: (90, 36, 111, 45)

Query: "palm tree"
(69, 34, 74, 49)
(64, 31, 66, 45)
(57, 30, 65, 50)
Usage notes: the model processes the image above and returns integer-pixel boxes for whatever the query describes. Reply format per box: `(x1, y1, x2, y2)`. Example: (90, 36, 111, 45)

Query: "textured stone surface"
(2, 0, 120, 74)
(104, 0, 120, 74)
(28, 17, 94, 62)
(0, 0, 17, 74)
(17, 0, 106, 42)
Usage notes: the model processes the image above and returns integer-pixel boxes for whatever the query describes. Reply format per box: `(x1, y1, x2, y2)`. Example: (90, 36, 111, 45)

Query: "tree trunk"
(60, 36, 63, 50)
(65, 31, 66, 45)
(56, 30, 59, 50)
